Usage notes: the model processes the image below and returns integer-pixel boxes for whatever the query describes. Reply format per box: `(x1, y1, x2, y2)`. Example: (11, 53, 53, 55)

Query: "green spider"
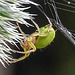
(11, 18, 55, 63)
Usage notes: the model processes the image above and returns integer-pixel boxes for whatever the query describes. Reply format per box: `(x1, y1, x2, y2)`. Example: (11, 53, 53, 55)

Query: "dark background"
(0, 0, 75, 75)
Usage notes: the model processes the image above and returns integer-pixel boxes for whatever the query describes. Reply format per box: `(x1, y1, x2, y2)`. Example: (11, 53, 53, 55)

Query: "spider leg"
(16, 22, 28, 39)
(43, 14, 52, 32)
(11, 48, 30, 63)
(11, 55, 28, 63)
(30, 19, 52, 37)
(10, 22, 37, 63)
(11, 41, 36, 63)
(1, 57, 17, 63)
(12, 49, 26, 54)
(30, 19, 48, 37)
(30, 19, 41, 34)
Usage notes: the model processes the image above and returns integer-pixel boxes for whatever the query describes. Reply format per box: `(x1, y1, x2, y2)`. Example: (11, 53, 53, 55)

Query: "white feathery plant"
(0, 0, 38, 67)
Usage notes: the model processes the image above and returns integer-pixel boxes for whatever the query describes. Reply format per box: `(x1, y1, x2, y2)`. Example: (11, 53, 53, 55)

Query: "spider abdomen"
(35, 27, 55, 49)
